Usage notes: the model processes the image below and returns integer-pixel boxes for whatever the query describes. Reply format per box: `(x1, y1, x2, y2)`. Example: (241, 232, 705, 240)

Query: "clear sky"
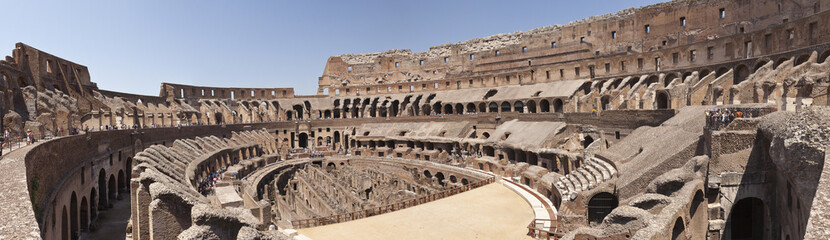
(1, 0, 664, 96)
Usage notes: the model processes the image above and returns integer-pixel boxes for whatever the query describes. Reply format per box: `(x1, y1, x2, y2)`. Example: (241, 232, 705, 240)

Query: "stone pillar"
(133, 182, 152, 240)
(149, 194, 192, 240)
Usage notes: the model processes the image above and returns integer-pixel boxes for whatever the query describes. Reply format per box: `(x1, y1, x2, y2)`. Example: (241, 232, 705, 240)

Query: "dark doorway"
(587, 192, 618, 225)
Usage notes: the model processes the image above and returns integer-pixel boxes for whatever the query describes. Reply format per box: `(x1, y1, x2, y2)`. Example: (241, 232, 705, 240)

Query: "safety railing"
(291, 176, 496, 229)
(527, 219, 564, 240)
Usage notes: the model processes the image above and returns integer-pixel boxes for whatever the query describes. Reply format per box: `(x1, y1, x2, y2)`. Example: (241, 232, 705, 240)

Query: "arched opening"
(89, 188, 98, 223)
(423, 170, 432, 179)
(645, 75, 660, 87)
(513, 101, 524, 113)
(583, 135, 594, 148)
(774, 58, 789, 69)
(298, 132, 309, 148)
(434, 172, 445, 186)
(488, 102, 498, 112)
(734, 64, 750, 85)
(691, 190, 704, 218)
(326, 162, 336, 172)
(587, 192, 618, 225)
(285, 110, 293, 121)
(443, 104, 453, 115)
(716, 67, 729, 78)
(333, 131, 341, 146)
(753, 60, 769, 73)
(820, 50, 830, 64)
(61, 206, 68, 240)
(292, 105, 304, 119)
(118, 170, 126, 191)
(433, 102, 443, 115)
(501, 102, 511, 112)
(454, 103, 463, 114)
(681, 72, 692, 82)
(794, 54, 810, 67)
(80, 197, 89, 232)
(478, 102, 487, 113)
(672, 217, 686, 240)
(527, 100, 537, 113)
(664, 73, 679, 87)
(699, 69, 712, 79)
(729, 197, 766, 240)
(70, 192, 79, 239)
(323, 110, 331, 119)
(656, 91, 669, 109)
(539, 99, 550, 112)
(98, 169, 107, 209)
(553, 99, 564, 113)
(600, 96, 611, 110)
(466, 103, 476, 113)
(108, 175, 117, 203)
(390, 100, 399, 117)
(214, 112, 223, 124)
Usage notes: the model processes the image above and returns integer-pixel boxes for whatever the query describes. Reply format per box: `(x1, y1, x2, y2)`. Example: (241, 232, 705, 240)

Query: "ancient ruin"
(1, 0, 830, 239)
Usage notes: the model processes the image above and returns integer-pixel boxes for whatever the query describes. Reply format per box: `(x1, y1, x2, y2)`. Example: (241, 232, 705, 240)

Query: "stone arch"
(600, 96, 611, 110)
(423, 170, 432, 179)
(672, 217, 685, 240)
(478, 102, 487, 113)
(326, 162, 336, 172)
(513, 101, 524, 113)
(728, 197, 767, 240)
(587, 192, 618, 225)
(699, 69, 712, 78)
(774, 57, 789, 69)
(527, 100, 537, 113)
(716, 67, 729, 78)
(118, 170, 125, 192)
(443, 104, 453, 115)
(80, 197, 89, 232)
(390, 100, 400, 117)
(794, 54, 810, 67)
(690, 190, 704, 218)
(323, 110, 332, 119)
(539, 99, 550, 112)
(583, 135, 594, 148)
(333, 131, 341, 146)
(98, 169, 107, 208)
(645, 75, 660, 87)
(753, 60, 769, 72)
(108, 175, 117, 203)
(70, 192, 79, 239)
(466, 103, 476, 113)
(820, 49, 830, 63)
(89, 188, 97, 221)
(434, 172, 445, 186)
(488, 102, 498, 112)
(681, 72, 692, 82)
(734, 64, 750, 85)
(656, 91, 670, 109)
(553, 99, 564, 113)
(298, 132, 308, 148)
(61, 206, 68, 240)
(454, 103, 463, 114)
(501, 102, 511, 112)
(664, 73, 679, 87)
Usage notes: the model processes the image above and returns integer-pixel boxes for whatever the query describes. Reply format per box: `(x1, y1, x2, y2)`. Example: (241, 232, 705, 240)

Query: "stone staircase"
(554, 157, 617, 201)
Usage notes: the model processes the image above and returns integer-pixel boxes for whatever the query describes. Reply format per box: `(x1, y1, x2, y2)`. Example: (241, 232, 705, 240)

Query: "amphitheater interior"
(2, 0, 830, 239)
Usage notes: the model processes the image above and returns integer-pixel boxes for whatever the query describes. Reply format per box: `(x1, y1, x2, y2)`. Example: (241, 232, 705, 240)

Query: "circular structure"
(1, 1, 830, 239)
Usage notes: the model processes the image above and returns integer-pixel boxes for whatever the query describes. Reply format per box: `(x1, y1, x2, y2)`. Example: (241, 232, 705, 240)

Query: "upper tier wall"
(318, 0, 830, 96)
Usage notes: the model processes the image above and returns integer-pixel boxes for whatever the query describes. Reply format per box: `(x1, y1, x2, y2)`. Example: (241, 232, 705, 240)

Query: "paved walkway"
(298, 183, 535, 240)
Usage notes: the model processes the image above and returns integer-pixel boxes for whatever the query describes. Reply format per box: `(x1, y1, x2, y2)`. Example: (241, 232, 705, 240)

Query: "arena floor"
(298, 183, 535, 240)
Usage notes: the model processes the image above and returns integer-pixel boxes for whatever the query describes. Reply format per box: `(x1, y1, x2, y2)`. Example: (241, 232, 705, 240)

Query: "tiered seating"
(554, 157, 617, 201)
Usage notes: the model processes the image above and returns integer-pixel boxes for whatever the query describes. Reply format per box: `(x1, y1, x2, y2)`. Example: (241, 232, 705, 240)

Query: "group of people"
(705, 108, 758, 130)
(197, 171, 223, 195)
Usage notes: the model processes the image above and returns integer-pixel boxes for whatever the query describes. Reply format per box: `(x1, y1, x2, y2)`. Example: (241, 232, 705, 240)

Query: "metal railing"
(527, 219, 563, 240)
(291, 176, 496, 229)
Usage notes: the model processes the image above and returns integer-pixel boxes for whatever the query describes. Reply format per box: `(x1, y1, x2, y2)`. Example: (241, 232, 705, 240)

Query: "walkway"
(297, 183, 535, 240)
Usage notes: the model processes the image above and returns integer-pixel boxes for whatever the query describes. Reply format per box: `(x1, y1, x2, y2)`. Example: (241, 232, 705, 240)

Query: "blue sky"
(1, 0, 663, 96)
